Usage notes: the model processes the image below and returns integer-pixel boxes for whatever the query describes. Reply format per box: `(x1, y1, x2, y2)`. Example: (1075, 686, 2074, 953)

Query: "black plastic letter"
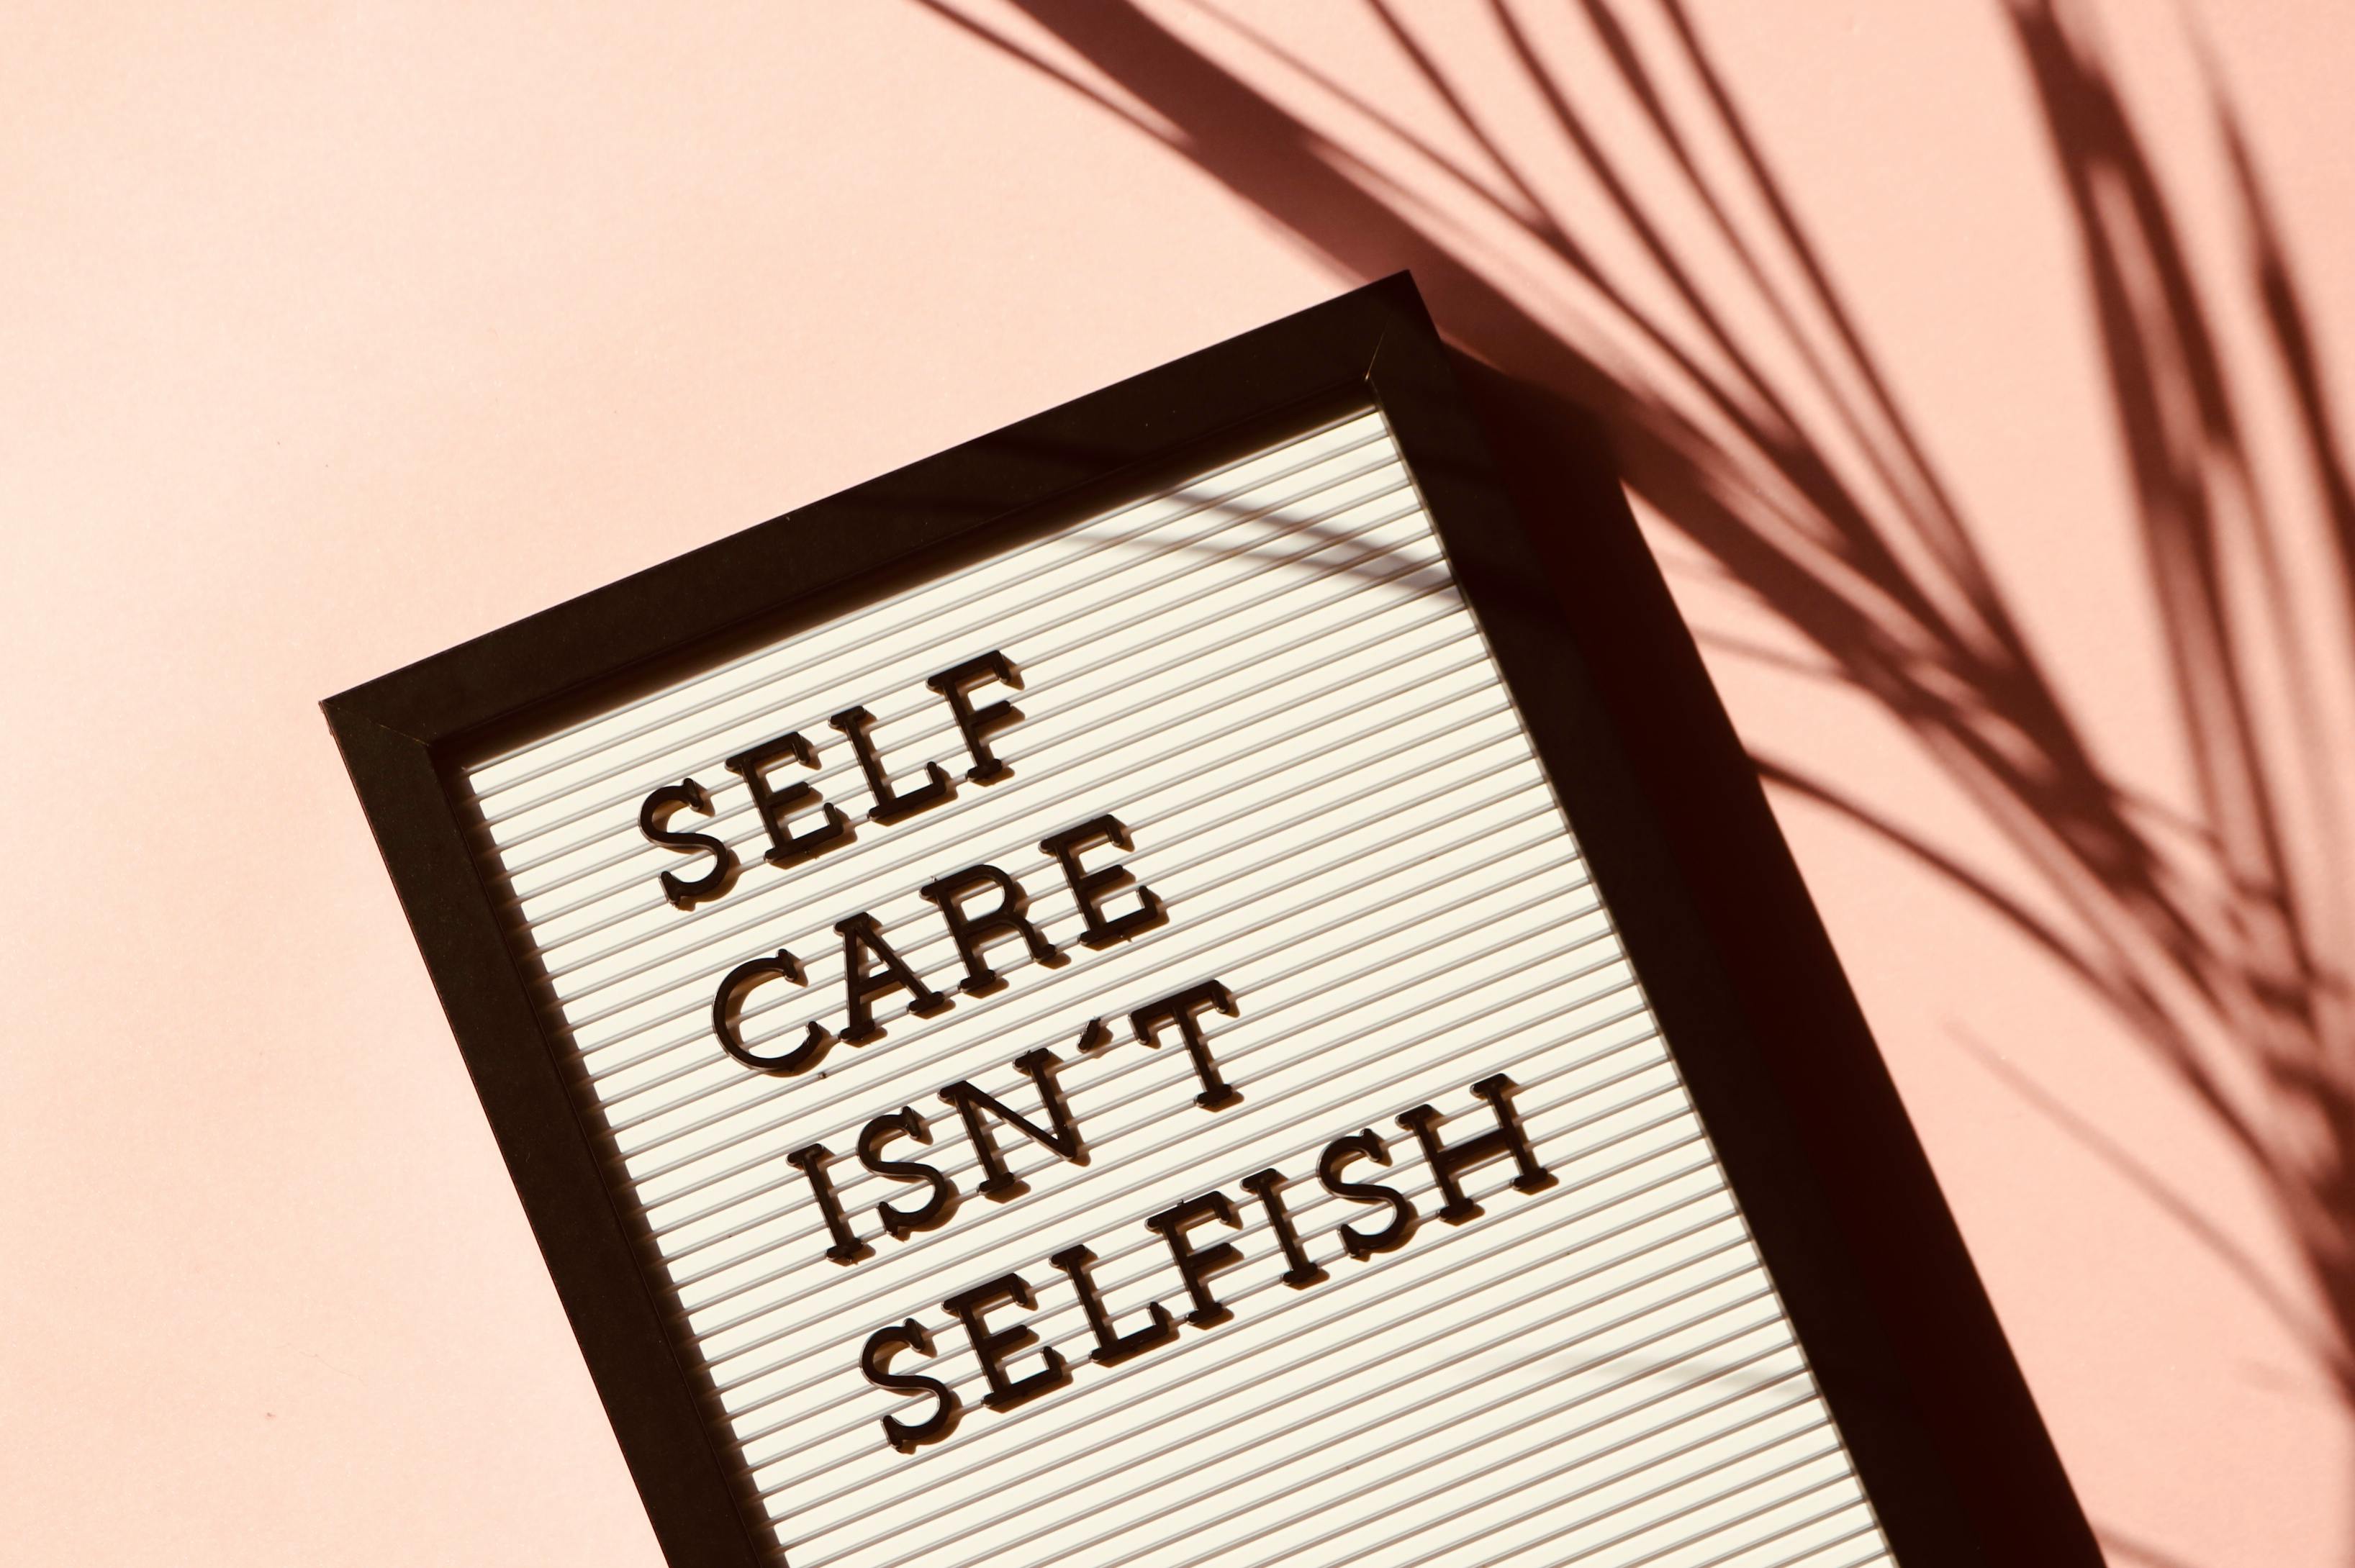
(1239, 1168, 1326, 1288)
(711, 950, 834, 1076)
(829, 705, 956, 825)
(937, 1048, 1086, 1202)
(637, 778, 739, 910)
(837, 912, 953, 1046)
(1038, 815, 1167, 950)
(724, 730, 853, 869)
(926, 651, 1025, 784)
(857, 1107, 959, 1241)
(787, 1143, 869, 1265)
(1128, 979, 1242, 1110)
(862, 1319, 962, 1454)
(1049, 1243, 1179, 1367)
(941, 1273, 1070, 1413)
(1319, 1128, 1418, 1259)
(918, 864, 1064, 997)
(1144, 1190, 1247, 1328)
(1396, 1074, 1555, 1223)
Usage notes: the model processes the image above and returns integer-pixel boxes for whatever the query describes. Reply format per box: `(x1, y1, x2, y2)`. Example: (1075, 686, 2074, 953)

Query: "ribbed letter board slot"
(327, 277, 2097, 1568)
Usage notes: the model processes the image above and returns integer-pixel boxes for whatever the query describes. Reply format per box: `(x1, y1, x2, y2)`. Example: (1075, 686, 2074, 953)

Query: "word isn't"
(862, 1073, 1554, 1454)
(791, 980, 1242, 1268)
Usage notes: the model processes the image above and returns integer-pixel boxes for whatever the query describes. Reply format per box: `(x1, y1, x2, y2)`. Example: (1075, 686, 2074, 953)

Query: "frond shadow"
(913, 0, 2355, 1542)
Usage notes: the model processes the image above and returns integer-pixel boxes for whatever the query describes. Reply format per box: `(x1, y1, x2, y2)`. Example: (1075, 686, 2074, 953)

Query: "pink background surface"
(5, 3, 2349, 1564)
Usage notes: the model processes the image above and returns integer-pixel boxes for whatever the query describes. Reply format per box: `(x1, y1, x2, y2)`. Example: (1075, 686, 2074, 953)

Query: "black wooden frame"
(325, 273, 2099, 1567)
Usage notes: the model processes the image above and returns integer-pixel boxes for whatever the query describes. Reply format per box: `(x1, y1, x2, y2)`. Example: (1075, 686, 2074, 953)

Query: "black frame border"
(325, 274, 2099, 1567)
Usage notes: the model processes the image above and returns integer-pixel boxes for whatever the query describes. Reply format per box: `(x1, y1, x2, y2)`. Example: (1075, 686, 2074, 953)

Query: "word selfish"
(862, 1072, 1555, 1454)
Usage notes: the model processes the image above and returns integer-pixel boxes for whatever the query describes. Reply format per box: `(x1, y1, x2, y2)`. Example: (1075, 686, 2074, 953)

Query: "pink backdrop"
(6, 3, 2349, 1564)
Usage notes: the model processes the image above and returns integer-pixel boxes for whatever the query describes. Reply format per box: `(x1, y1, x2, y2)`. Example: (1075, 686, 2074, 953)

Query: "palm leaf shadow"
(916, 0, 2355, 1495)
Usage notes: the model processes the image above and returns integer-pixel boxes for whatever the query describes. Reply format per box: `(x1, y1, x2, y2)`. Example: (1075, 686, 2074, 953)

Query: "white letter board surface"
(464, 404, 1888, 1568)
(326, 276, 2100, 1568)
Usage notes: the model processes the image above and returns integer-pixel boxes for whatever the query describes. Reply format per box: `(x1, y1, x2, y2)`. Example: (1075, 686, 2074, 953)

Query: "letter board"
(325, 276, 2097, 1568)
